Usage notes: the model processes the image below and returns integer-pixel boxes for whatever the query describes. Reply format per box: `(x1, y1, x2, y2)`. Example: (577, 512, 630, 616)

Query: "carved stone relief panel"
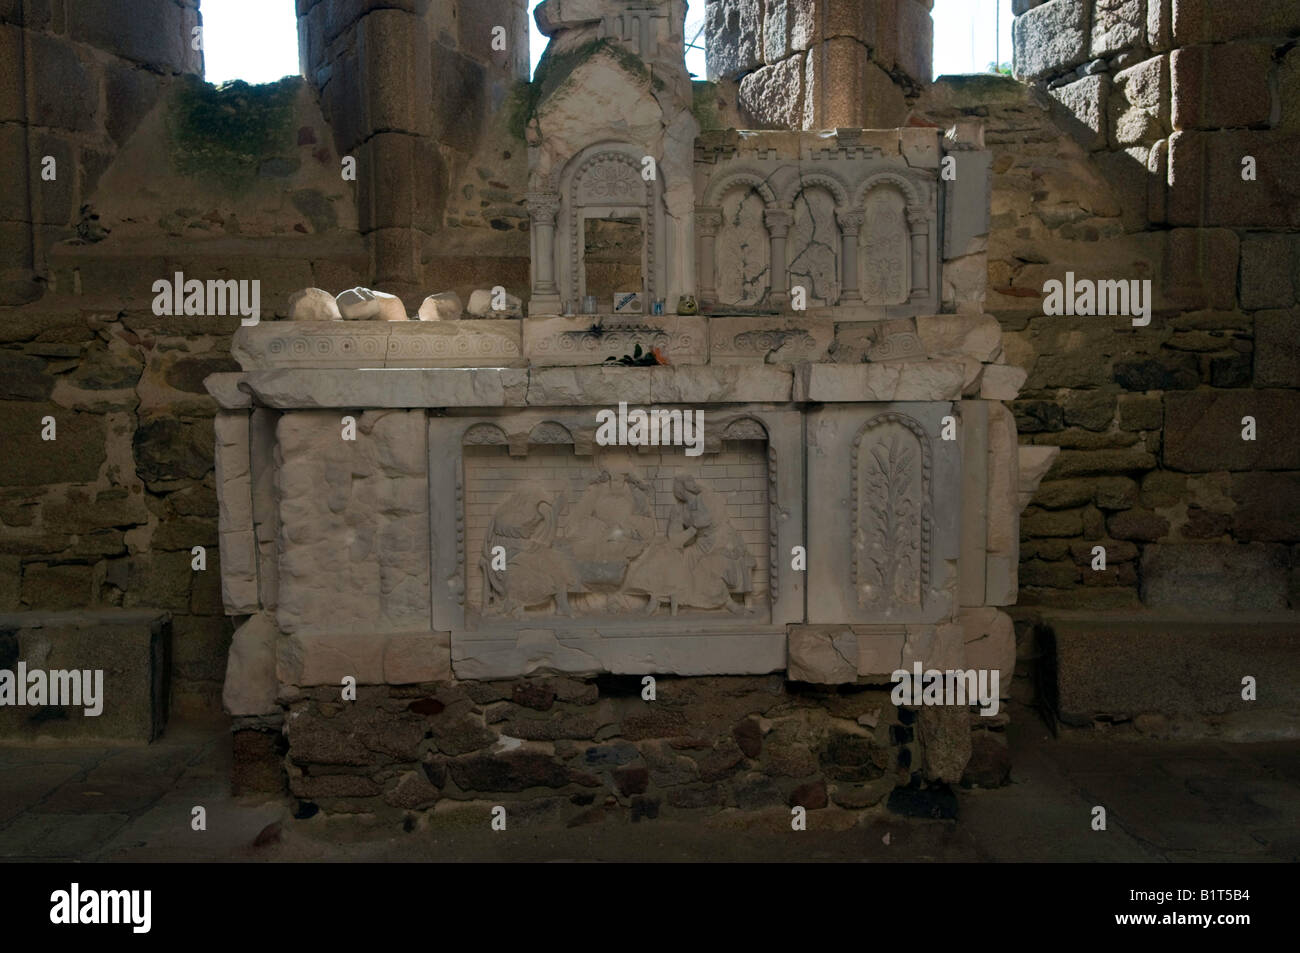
(805, 402, 960, 625)
(859, 186, 910, 306)
(428, 408, 805, 676)
(694, 132, 942, 317)
(715, 184, 771, 307)
(787, 185, 840, 307)
(464, 444, 769, 621)
(274, 410, 430, 635)
(852, 415, 928, 609)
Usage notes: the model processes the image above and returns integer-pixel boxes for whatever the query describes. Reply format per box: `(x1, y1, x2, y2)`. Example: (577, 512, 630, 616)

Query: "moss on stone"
(508, 38, 652, 141)
(691, 80, 723, 131)
(167, 75, 300, 188)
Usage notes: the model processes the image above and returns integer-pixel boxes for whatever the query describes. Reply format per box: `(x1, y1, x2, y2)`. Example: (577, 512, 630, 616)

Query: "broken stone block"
(980, 364, 1027, 400)
(417, 291, 464, 321)
(787, 626, 858, 684)
(288, 287, 342, 321)
(738, 56, 804, 129)
(915, 314, 1002, 363)
(958, 607, 1015, 692)
(336, 287, 407, 321)
(1017, 446, 1061, 510)
(223, 612, 279, 717)
(466, 288, 523, 318)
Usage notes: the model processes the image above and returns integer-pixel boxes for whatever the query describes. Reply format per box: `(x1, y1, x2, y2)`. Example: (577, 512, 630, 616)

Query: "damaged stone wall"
(704, 0, 934, 130)
(1, 0, 203, 304)
(297, 0, 531, 302)
(918, 0, 1300, 709)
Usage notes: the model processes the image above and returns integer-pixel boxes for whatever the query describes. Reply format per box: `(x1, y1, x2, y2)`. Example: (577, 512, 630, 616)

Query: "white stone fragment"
(222, 613, 279, 716)
(336, 287, 408, 321)
(288, 287, 342, 321)
(418, 291, 464, 321)
(467, 288, 523, 318)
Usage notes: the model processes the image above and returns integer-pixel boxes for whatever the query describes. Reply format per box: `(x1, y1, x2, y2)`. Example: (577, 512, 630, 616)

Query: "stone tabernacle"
(207, 0, 1055, 818)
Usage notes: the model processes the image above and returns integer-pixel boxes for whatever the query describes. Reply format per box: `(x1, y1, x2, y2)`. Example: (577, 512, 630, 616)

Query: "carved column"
(765, 208, 792, 309)
(528, 190, 562, 315)
(906, 206, 930, 301)
(695, 208, 723, 306)
(835, 208, 865, 304)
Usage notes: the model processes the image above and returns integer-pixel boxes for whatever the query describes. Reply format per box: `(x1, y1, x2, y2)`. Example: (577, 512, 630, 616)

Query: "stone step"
(0, 610, 170, 742)
(1039, 610, 1300, 737)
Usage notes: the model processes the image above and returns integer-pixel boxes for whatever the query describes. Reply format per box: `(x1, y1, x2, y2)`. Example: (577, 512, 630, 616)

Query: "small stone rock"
(417, 291, 463, 321)
(288, 287, 342, 321)
(336, 287, 408, 321)
(788, 779, 828, 810)
(613, 764, 649, 796)
(732, 718, 762, 759)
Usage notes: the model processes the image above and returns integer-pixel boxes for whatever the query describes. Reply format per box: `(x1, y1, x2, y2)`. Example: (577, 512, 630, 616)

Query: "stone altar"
(210, 0, 1053, 780)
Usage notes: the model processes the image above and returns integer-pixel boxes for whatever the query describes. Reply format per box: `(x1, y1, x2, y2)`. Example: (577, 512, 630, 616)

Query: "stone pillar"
(765, 208, 792, 309)
(695, 208, 723, 305)
(907, 206, 930, 301)
(835, 209, 865, 303)
(528, 191, 562, 315)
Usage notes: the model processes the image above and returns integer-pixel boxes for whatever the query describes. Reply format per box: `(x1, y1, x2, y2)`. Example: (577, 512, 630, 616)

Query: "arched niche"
(786, 183, 841, 307)
(554, 143, 666, 313)
(711, 180, 772, 308)
(858, 184, 911, 306)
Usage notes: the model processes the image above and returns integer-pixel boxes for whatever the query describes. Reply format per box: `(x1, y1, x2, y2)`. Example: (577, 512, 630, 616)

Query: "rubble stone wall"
(269, 674, 1000, 824)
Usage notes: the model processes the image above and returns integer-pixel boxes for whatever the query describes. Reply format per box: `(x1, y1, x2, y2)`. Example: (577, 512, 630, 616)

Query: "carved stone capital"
(905, 206, 930, 228)
(764, 208, 792, 237)
(836, 208, 866, 234)
(695, 207, 723, 236)
(527, 191, 561, 225)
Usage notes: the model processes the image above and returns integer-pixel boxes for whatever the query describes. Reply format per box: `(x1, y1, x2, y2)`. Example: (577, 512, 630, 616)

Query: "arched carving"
(786, 181, 841, 306)
(713, 178, 772, 307)
(853, 171, 926, 210)
(463, 423, 508, 446)
(529, 421, 575, 444)
(572, 151, 650, 207)
(720, 415, 769, 441)
(559, 142, 663, 311)
(703, 169, 778, 208)
(858, 185, 910, 306)
(776, 170, 850, 209)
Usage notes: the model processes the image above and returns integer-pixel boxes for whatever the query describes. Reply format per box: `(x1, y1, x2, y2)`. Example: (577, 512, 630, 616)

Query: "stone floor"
(1, 703, 1296, 862)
